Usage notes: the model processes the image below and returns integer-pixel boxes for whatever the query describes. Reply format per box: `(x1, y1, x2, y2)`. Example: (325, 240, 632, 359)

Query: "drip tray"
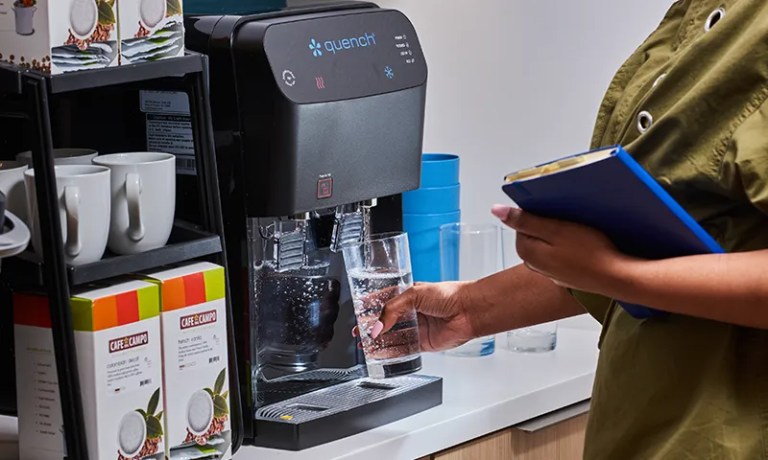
(253, 374, 442, 450)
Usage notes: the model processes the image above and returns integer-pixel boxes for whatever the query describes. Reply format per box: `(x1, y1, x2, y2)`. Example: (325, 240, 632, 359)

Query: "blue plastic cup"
(402, 184, 460, 214)
(404, 211, 461, 282)
(421, 153, 459, 188)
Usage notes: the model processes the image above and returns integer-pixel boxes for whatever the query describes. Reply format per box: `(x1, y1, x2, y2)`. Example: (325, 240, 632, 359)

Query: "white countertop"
(0, 323, 600, 460)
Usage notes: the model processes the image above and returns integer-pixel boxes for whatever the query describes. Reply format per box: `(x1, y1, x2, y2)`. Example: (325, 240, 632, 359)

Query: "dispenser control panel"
(263, 10, 427, 104)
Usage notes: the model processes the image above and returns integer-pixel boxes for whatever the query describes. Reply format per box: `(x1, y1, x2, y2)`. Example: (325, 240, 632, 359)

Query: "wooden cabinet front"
(421, 413, 588, 460)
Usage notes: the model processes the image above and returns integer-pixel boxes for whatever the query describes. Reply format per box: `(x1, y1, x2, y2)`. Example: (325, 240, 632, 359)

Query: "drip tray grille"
(255, 374, 439, 425)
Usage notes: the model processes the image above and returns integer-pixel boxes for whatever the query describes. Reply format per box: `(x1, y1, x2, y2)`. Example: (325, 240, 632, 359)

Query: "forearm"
(607, 250, 768, 328)
(463, 263, 584, 337)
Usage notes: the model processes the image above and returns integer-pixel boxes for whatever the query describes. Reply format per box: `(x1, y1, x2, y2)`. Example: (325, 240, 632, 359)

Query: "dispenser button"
(317, 178, 333, 199)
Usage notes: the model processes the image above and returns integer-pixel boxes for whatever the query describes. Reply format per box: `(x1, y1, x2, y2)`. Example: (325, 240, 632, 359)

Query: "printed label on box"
(105, 330, 157, 396)
(141, 90, 196, 175)
(173, 306, 226, 372)
(15, 325, 65, 458)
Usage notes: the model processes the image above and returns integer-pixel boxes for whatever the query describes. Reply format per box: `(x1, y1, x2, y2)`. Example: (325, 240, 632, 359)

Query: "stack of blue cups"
(403, 154, 461, 282)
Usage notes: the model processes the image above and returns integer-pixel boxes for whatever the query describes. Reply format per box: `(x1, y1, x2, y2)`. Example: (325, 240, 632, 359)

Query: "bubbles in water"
(347, 269, 420, 363)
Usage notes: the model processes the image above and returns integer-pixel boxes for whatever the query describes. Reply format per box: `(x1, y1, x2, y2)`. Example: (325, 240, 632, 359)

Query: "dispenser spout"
(330, 200, 377, 253)
(271, 214, 311, 272)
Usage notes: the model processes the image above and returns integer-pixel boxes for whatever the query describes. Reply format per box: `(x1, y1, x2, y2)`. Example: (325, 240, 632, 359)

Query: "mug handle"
(126, 173, 145, 242)
(0, 211, 30, 258)
(63, 186, 81, 257)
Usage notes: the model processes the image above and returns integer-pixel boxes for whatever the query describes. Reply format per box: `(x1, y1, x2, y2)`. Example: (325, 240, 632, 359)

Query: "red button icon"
(317, 177, 333, 199)
(315, 76, 326, 90)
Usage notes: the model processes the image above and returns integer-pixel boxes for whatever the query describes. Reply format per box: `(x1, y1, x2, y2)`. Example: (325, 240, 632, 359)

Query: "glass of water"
(501, 227, 558, 352)
(439, 223, 502, 357)
(342, 232, 422, 378)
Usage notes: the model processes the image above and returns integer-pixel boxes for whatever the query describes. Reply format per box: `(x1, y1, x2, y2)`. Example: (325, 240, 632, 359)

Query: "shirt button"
(705, 8, 725, 32)
(637, 111, 653, 134)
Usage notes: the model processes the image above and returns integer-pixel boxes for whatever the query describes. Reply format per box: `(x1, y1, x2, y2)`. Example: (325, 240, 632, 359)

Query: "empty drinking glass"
(501, 227, 558, 352)
(440, 223, 502, 357)
(342, 232, 422, 378)
(506, 321, 558, 352)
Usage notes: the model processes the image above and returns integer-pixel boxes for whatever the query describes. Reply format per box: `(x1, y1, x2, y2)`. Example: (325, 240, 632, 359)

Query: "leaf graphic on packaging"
(166, 0, 181, 16)
(148, 35, 175, 45)
(147, 388, 160, 415)
(135, 43, 184, 62)
(136, 409, 148, 419)
(221, 391, 229, 401)
(146, 415, 164, 439)
(214, 369, 226, 395)
(156, 411, 163, 421)
(213, 394, 229, 418)
(104, 0, 115, 6)
(204, 388, 214, 398)
(97, 0, 116, 25)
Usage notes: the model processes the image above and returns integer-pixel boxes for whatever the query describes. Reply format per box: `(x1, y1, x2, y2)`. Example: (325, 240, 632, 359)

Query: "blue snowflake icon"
(309, 38, 323, 57)
(384, 66, 395, 79)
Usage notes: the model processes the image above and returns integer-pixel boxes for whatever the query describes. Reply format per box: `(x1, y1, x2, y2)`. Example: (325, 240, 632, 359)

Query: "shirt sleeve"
(720, 98, 768, 215)
(568, 289, 614, 325)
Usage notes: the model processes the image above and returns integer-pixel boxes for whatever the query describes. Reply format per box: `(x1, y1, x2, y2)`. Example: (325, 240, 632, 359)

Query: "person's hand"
(491, 204, 638, 293)
(354, 282, 477, 352)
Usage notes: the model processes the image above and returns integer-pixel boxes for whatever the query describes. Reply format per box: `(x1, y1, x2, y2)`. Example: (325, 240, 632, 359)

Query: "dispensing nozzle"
(330, 200, 377, 253)
(272, 214, 311, 272)
(330, 203, 362, 253)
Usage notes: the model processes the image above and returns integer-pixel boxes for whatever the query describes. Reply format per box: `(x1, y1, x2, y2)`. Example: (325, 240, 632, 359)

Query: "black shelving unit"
(7, 223, 222, 287)
(0, 54, 243, 459)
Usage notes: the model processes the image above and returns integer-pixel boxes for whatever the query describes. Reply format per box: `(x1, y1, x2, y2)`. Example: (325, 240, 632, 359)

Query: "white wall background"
(290, 0, 674, 331)
(375, 0, 673, 228)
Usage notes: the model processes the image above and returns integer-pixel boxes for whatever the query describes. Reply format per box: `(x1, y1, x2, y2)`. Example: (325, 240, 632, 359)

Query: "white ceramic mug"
(0, 161, 28, 224)
(24, 165, 111, 266)
(16, 148, 99, 167)
(93, 152, 176, 255)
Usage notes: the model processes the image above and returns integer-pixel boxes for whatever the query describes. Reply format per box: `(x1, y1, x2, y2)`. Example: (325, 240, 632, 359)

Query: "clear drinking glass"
(342, 232, 422, 378)
(439, 223, 502, 357)
(501, 227, 558, 352)
(506, 321, 558, 352)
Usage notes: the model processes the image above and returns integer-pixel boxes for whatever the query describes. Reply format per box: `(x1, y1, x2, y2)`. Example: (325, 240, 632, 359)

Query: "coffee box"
(14, 280, 165, 459)
(118, 0, 184, 65)
(143, 262, 232, 459)
(0, 0, 118, 73)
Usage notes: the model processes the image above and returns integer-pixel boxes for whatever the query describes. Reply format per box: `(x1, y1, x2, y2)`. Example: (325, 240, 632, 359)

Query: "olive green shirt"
(576, 0, 768, 458)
